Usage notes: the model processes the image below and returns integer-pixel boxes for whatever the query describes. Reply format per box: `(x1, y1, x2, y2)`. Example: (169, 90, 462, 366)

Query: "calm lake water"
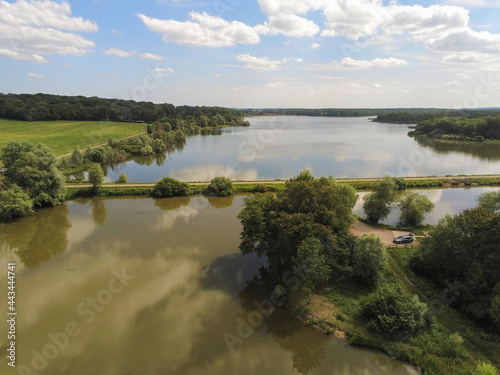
(0, 196, 420, 375)
(1, 187, 496, 374)
(354, 186, 500, 226)
(104, 116, 500, 183)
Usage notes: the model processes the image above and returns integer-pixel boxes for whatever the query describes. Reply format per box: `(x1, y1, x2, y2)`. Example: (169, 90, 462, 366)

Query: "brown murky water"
(0, 196, 418, 375)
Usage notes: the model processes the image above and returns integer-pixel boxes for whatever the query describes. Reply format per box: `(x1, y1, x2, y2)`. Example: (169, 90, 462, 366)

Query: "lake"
(103, 116, 500, 183)
(1, 186, 497, 374)
(0, 196, 420, 375)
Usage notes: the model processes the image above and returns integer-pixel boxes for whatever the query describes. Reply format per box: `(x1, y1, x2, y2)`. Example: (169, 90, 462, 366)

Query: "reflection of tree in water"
(153, 196, 192, 211)
(238, 271, 327, 375)
(1, 204, 71, 268)
(201, 128, 223, 136)
(91, 198, 107, 226)
(415, 136, 500, 161)
(206, 195, 235, 209)
(154, 151, 167, 167)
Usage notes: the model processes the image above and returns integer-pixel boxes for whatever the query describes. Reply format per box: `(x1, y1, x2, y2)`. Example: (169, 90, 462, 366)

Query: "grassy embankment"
(65, 176, 500, 200)
(0, 118, 146, 156)
(287, 244, 500, 375)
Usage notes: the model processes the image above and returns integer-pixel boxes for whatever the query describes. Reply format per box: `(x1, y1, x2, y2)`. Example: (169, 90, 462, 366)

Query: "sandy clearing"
(349, 220, 419, 247)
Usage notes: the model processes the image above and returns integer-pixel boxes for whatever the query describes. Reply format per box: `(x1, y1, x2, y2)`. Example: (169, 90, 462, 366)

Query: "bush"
(361, 283, 432, 338)
(151, 177, 190, 198)
(474, 362, 499, 375)
(203, 176, 234, 197)
(0, 185, 34, 222)
(351, 234, 386, 287)
(117, 173, 128, 184)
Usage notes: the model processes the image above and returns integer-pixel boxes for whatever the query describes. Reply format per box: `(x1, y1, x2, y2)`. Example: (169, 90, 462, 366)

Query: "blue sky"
(0, 0, 499, 108)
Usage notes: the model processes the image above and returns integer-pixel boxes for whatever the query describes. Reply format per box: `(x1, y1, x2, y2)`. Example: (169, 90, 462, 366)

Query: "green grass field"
(0, 118, 147, 156)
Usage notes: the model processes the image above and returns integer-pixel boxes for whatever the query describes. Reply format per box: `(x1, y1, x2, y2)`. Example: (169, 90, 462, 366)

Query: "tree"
(490, 283, 500, 331)
(151, 177, 190, 198)
(362, 176, 397, 223)
(411, 207, 500, 320)
(0, 141, 66, 207)
(238, 172, 357, 281)
(477, 191, 500, 213)
(71, 149, 83, 165)
(118, 173, 128, 184)
(352, 234, 386, 286)
(292, 237, 331, 303)
(203, 176, 234, 197)
(0, 185, 34, 222)
(397, 191, 434, 226)
(88, 164, 104, 193)
(361, 283, 432, 338)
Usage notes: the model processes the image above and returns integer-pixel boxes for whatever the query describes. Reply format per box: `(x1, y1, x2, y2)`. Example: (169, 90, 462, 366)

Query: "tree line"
(0, 92, 248, 125)
(373, 110, 500, 124)
(409, 116, 500, 141)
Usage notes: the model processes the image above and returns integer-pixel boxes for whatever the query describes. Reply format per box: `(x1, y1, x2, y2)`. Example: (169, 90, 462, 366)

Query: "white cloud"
(236, 54, 283, 72)
(254, 0, 326, 37)
(445, 80, 462, 85)
(236, 54, 302, 72)
(137, 12, 260, 47)
(140, 52, 164, 61)
(443, 0, 500, 7)
(27, 72, 43, 78)
(322, 0, 388, 40)
(427, 28, 500, 54)
(102, 48, 136, 58)
(383, 5, 469, 41)
(443, 52, 496, 64)
(154, 67, 177, 77)
(257, 0, 326, 16)
(0, 0, 98, 32)
(266, 82, 284, 88)
(311, 43, 320, 49)
(0, 48, 48, 63)
(0, 0, 96, 63)
(255, 14, 319, 38)
(341, 57, 409, 68)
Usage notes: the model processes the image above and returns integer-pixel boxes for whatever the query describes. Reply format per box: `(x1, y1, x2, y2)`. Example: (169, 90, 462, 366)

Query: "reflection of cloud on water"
(170, 165, 258, 181)
(66, 217, 98, 250)
(153, 205, 200, 231)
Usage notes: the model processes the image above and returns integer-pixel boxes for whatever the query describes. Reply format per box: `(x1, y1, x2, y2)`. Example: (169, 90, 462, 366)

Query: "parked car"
(393, 235, 414, 244)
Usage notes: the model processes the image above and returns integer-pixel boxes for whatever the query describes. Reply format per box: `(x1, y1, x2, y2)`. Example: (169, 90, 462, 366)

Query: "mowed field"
(0, 119, 147, 156)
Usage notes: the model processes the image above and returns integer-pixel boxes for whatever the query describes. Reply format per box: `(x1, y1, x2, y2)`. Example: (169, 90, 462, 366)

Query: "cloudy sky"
(1, 0, 500, 108)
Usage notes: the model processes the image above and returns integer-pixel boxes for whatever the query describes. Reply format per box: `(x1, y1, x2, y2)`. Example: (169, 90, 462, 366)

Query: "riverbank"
(285, 220, 500, 374)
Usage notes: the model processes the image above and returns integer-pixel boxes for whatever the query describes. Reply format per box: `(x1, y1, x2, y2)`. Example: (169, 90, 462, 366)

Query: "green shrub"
(118, 173, 128, 184)
(203, 176, 234, 197)
(361, 283, 432, 338)
(0, 185, 34, 222)
(474, 362, 499, 375)
(151, 177, 190, 198)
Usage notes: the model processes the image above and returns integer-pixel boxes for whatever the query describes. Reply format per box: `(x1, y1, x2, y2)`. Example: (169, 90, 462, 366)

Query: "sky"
(0, 0, 500, 108)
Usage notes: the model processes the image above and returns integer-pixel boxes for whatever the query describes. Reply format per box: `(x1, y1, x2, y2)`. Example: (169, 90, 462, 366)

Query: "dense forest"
(0, 93, 247, 125)
(374, 109, 500, 124)
(240, 107, 500, 118)
(409, 116, 500, 141)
